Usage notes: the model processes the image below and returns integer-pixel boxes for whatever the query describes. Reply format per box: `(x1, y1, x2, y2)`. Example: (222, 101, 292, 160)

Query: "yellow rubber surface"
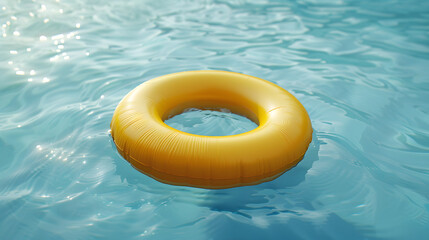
(110, 70, 312, 189)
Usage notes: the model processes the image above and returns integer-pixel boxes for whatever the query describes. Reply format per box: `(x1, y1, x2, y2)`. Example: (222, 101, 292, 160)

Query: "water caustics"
(0, 0, 429, 239)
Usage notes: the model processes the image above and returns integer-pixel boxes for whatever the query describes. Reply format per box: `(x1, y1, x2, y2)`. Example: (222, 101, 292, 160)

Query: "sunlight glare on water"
(0, 0, 428, 239)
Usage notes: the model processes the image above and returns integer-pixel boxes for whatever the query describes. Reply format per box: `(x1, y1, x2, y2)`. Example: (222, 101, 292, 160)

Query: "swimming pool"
(1, 0, 428, 239)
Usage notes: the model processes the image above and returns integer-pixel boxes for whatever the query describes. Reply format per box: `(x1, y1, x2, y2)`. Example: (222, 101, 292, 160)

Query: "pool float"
(110, 70, 312, 189)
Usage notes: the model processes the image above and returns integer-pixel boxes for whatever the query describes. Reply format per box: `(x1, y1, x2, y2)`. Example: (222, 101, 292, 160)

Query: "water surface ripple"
(1, 0, 428, 239)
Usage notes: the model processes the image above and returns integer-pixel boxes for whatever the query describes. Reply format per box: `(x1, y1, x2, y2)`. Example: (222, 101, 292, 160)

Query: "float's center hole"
(164, 108, 258, 136)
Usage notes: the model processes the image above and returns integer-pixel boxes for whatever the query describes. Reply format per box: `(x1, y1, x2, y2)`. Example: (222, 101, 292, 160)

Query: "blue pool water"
(1, 0, 429, 239)
(165, 108, 258, 136)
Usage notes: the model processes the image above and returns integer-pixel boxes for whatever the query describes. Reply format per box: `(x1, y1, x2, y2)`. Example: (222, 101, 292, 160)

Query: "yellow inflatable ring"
(111, 70, 312, 189)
